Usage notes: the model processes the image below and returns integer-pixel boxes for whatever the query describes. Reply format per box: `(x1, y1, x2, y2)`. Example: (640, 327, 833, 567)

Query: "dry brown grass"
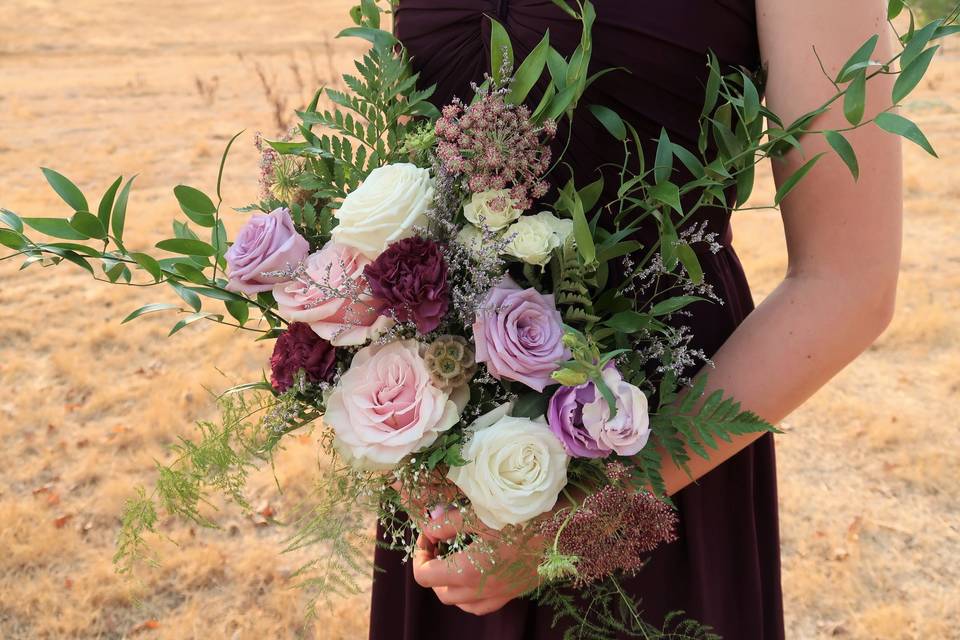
(0, 2, 958, 638)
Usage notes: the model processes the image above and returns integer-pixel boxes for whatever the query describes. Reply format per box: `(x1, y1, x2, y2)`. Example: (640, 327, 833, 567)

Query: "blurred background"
(1, 1, 958, 638)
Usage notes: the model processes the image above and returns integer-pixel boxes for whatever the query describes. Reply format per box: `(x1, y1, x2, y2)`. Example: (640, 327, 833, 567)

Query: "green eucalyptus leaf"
(649, 181, 682, 215)
(174, 185, 217, 227)
(901, 20, 939, 69)
(824, 130, 860, 179)
(225, 300, 250, 325)
(336, 26, 397, 49)
(887, 0, 904, 20)
(169, 312, 222, 336)
(677, 243, 704, 285)
(97, 176, 122, 230)
(130, 251, 164, 281)
(170, 282, 202, 311)
(774, 153, 826, 205)
(0, 228, 26, 250)
(671, 143, 705, 179)
(893, 45, 938, 104)
(701, 53, 722, 118)
(69, 211, 107, 239)
(843, 71, 867, 126)
(112, 175, 137, 248)
(156, 238, 217, 257)
(735, 161, 756, 207)
(604, 310, 654, 333)
(22, 217, 88, 240)
(650, 295, 705, 317)
(837, 34, 879, 83)
(41, 168, 88, 212)
(740, 71, 760, 124)
(507, 32, 550, 105)
(0, 209, 24, 233)
(654, 128, 673, 184)
(122, 303, 182, 324)
(489, 18, 514, 84)
(588, 104, 627, 140)
(875, 112, 937, 156)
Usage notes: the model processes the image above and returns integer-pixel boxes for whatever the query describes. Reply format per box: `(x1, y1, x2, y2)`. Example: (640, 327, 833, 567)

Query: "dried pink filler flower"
(435, 90, 556, 210)
(539, 464, 678, 587)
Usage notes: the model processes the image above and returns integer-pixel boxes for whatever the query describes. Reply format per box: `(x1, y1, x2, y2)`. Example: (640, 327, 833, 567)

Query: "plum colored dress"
(369, 2, 785, 638)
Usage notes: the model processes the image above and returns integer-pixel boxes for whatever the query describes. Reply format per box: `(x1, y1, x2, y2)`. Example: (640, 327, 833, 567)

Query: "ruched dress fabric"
(369, 2, 785, 638)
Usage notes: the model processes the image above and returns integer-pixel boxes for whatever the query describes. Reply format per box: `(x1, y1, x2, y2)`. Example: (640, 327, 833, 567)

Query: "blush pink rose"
(272, 241, 394, 347)
(326, 340, 469, 469)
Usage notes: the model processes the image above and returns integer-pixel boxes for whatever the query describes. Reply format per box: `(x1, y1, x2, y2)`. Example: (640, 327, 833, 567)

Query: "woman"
(370, 1, 902, 638)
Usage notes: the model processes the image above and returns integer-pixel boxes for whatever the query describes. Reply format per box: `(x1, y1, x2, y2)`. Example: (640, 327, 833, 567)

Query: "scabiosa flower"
(364, 237, 450, 334)
(423, 335, 477, 391)
(269, 322, 337, 393)
(538, 465, 678, 587)
(434, 88, 555, 210)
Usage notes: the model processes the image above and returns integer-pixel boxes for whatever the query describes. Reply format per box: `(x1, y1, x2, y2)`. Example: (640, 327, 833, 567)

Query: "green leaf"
(360, 0, 380, 28)
(97, 176, 122, 230)
(60, 251, 94, 274)
(22, 217, 88, 240)
(0, 209, 24, 233)
(893, 45, 938, 104)
(45, 242, 100, 257)
(122, 302, 181, 324)
(225, 300, 250, 325)
(578, 177, 604, 212)
(507, 32, 550, 105)
(887, 0, 904, 20)
(650, 295, 704, 317)
(69, 211, 107, 239)
(570, 193, 596, 265)
(0, 228, 26, 250)
(671, 143, 705, 179)
(336, 26, 397, 49)
(735, 161, 756, 207)
(216, 130, 244, 203)
(677, 243, 704, 285)
(875, 112, 937, 156)
(588, 104, 626, 140)
(649, 181, 682, 215)
(654, 128, 673, 184)
(546, 47, 568, 88)
(604, 310, 654, 334)
(156, 238, 217, 257)
(901, 20, 939, 69)
(700, 52, 721, 118)
(489, 18, 514, 84)
(513, 391, 551, 418)
(824, 130, 860, 180)
(41, 168, 88, 212)
(174, 185, 216, 227)
(843, 71, 867, 126)
(740, 72, 760, 124)
(130, 251, 164, 281)
(173, 262, 209, 285)
(112, 175, 137, 247)
(774, 153, 826, 205)
(170, 282, 202, 311)
(169, 312, 223, 336)
(836, 35, 879, 83)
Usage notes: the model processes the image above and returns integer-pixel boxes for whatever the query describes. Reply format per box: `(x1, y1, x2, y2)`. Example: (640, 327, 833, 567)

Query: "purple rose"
(269, 322, 337, 393)
(547, 367, 651, 458)
(225, 207, 309, 294)
(363, 237, 450, 334)
(473, 277, 569, 392)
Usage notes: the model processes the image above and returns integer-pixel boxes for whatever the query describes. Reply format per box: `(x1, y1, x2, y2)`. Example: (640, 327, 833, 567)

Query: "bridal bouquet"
(1, 0, 954, 637)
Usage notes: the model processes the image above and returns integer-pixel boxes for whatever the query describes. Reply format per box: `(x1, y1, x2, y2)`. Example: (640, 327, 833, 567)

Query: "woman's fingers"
(422, 505, 465, 543)
(412, 534, 477, 589)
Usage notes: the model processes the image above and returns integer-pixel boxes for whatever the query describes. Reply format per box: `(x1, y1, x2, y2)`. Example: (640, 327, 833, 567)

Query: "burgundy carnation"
(363, 237, 450, 334)
(270, 322, 337, 393)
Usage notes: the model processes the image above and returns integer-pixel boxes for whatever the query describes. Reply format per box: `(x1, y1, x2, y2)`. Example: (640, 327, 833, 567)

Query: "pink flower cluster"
(435, 93, 557, 210)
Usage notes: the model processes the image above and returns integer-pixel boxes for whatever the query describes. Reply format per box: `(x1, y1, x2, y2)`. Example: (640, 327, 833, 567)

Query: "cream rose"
(331, 163, 434, 258)
(463, 190, 524, 231)
(504, 211, 574, 266)
(448, 404, 570, 530)
(326, 340, 468, 470)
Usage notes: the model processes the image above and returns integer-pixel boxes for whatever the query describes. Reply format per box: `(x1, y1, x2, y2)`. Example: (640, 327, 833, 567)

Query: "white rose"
(463, 190, 524, 231)
(331, 163, 434, 258)
(326, 340, 469, 470)
(504, 211, 574, 266)
(455, 223, 497, 258)
(448, 404, 570, 530)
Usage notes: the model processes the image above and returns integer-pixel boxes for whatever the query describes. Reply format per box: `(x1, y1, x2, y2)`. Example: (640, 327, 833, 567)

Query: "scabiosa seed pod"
(423, 335, 477, 392)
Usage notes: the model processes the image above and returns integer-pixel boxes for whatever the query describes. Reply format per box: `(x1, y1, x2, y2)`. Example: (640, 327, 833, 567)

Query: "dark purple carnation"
(363, 237, 450, 334)
(270, 322, 337, 393)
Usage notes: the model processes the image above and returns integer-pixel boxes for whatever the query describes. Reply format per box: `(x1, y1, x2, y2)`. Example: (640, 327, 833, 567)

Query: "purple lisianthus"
(225, 207, 309, 294)
(363, 237, 450, 334)
(473, 277, 569, 392)
(547, 367, 651, 458)
(269, 322, 337, 393)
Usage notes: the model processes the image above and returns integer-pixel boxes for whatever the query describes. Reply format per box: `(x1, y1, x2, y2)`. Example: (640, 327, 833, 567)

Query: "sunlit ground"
(0, 2, 957, 638)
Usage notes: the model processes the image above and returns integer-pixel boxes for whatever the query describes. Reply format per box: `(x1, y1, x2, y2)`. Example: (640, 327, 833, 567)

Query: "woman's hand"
(412, 507, 543, 615)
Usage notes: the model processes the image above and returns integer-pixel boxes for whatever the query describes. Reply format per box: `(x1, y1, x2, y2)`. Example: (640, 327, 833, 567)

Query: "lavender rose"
(269, 322, 336, 393)
(473, 277, 569, 392)
(225, 207, 309, 294)
(547, 367, 651, 458)
(363, 237, 450, 334)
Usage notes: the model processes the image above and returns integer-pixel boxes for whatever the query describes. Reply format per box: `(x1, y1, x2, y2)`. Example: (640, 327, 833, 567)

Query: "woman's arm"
(659, 0, 902, 495)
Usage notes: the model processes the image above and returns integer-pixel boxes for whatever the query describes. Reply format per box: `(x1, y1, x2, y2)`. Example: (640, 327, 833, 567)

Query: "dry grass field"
(0, 2, 958, 638)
